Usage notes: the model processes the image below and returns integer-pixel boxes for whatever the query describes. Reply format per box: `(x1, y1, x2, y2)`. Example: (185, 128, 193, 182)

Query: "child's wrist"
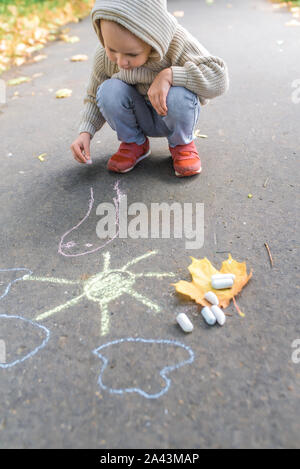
(161, 67, 173, 85)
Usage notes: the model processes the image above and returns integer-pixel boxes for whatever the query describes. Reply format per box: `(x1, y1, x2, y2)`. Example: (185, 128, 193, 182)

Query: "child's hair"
(98, 18, 128, 33)
(97, 18, 154, 55)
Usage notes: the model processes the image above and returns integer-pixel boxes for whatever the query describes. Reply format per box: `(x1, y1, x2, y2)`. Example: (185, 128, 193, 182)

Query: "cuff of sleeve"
(171, 66, 188, 87)
(78, 122, 97, 139)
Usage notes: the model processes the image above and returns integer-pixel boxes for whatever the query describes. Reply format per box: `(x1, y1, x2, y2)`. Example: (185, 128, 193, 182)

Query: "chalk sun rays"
(22, 251, 175, 336)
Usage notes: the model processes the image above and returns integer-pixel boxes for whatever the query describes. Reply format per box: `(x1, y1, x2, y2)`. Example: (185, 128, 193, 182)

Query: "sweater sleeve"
(78, 44, 109, 138)
(169, 26, 229, 101)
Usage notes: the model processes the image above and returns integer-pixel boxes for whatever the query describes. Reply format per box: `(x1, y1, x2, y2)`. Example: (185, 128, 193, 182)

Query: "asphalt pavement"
(0, 0, 299, 449)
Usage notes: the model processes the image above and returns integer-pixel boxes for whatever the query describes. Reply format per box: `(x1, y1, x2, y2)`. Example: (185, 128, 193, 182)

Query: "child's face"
(100, 20, 152, 70)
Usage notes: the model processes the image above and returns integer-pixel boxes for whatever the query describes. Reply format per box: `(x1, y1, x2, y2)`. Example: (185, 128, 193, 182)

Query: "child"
(70, 0, 229, 177)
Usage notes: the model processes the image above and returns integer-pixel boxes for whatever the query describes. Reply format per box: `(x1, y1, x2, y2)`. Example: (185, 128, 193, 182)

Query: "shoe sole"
(175, 167, 202, 177)
(117, 149, 151, 173)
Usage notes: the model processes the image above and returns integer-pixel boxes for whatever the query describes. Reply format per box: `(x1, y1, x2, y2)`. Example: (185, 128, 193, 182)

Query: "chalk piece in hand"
(176, 313, 193, 333)
(86, 159, 93, 165)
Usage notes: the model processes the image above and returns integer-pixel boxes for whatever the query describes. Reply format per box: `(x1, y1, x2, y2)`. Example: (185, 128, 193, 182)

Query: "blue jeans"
(96, 78, 201, 148)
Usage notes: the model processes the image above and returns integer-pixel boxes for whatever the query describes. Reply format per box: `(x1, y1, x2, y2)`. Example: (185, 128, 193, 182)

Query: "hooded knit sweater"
(78, 0, 229, 138)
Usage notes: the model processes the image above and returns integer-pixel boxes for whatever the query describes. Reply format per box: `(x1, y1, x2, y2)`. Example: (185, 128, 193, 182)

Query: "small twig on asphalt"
(264, 242, 274, 268)
(263, 177, 270, 188)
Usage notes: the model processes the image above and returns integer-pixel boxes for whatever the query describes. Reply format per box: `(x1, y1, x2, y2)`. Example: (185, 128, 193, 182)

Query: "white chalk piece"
(176, 313, 194, 333)
(211, 273, 235, 281)
(211, 278, 234, 289)
(201, 307, 216, 326)
(86, 159, 93, 165)
(211, 305, 226, 326)
(204, 291, 219, 305)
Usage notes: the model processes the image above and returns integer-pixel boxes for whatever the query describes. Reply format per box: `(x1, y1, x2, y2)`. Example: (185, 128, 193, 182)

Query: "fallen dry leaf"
(7, 76, 31, 86)
(14, 58, 27, 67)
(0, 1, 94, 75)
(60, 34, 80, 43)
(173, 254, 253, 309)
(55, 88, 72, 98)
(37, 153, 47, 162)
(70, 54, 88, 62)
(33, 54, 47, 63)
(194, 129, 208, 138)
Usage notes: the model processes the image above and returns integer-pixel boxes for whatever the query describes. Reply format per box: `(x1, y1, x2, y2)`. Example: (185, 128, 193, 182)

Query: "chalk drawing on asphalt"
(23, 251, 175, 336)
(0, 314, 50, 368)
(93, 338, 195, 399)
(0, 268, 33, 300)
(58, 180, 123, 258)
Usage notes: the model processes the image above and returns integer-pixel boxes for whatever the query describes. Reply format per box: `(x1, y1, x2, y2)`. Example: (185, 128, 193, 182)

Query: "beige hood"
(91, 0, 178, 62)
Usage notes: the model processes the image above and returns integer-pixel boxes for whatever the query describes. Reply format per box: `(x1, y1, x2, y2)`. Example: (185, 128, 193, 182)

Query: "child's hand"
(70, 132, 92, 164)
(147, 68, 173, 116)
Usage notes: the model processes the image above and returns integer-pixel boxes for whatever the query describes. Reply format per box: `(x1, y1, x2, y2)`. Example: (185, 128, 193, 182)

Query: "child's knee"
(96, 79, 131, 109)
(167, 86, 200, 117)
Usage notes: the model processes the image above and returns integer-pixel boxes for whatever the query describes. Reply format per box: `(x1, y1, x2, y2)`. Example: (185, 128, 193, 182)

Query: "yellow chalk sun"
(23, 251, 174, 336)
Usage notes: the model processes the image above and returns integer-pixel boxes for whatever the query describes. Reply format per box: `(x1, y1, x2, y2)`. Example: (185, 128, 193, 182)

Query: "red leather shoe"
(169, 141, 202, 177)
(107, 138, 151, 173)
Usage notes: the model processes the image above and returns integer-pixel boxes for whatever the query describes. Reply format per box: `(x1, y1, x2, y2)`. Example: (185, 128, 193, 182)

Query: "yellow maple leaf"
(173, 254, 253, 309)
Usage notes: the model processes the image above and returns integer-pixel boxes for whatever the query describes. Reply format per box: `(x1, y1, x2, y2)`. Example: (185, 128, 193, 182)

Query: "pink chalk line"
(58, 180, 123, 258)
